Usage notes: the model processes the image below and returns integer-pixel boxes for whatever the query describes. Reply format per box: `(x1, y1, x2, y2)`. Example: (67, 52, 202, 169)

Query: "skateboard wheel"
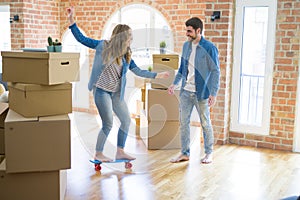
(125, 162, 132, 169)
(95, 164, 101, 171)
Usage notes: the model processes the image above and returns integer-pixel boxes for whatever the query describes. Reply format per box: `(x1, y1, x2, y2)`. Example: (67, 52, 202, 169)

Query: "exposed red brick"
(229, 131, 244, 138)
(257, 142, 274, 149)
(245, 134, 264, 141)
(5, 0, 299, 152)
(274, 144, 293, 151)
(240, 140, 257, 147)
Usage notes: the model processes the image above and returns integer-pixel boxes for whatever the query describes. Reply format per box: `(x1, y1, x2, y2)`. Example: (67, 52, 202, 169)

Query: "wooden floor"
(65, 113, 300, 200)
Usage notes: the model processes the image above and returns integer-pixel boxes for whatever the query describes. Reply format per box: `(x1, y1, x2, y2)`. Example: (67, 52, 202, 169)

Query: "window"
(0, 5, 11, 73)
(231, 0, 277, 134)
(102, 4, 173, 68)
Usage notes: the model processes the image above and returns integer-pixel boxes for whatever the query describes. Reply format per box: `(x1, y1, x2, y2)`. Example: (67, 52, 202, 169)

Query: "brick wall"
(0, 0, 61, 49)
(2, 0, 300, 151)
(204, 0, 234, 144)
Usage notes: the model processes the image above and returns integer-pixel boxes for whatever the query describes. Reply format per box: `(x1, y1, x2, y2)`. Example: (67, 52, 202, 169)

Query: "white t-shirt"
(184, 42, 198, 92)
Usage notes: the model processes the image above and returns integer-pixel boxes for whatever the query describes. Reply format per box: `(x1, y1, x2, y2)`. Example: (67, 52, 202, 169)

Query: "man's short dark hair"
(185, 17, 203, 34)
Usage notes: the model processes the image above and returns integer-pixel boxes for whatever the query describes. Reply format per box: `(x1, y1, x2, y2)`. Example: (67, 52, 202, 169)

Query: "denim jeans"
(93, 87, 131, 152)
(179, 89, 214, 156)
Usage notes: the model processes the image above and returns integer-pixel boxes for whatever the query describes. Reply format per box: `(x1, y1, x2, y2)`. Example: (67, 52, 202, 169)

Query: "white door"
(294, 56, 300, 152)
(230, 0, 277, 135)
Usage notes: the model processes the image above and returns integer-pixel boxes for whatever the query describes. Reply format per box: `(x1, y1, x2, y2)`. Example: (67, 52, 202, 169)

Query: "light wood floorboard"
(65, 113, 300, 200)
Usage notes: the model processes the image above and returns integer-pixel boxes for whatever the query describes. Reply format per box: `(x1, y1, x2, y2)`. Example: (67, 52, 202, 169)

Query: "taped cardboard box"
(8, 82, 72, 117)
(1, 51, 80, 85)
(147, 89, 180, 121)
(0, 159, 67, 200)
(5, 110, 71, 173)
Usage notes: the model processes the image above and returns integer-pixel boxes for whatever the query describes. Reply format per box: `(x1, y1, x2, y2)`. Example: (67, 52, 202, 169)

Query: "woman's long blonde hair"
(102, 24, 132, 65)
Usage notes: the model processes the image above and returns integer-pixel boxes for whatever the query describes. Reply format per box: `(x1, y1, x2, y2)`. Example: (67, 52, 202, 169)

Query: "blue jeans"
(93, 87, 131, 152)
(179, 89, 214, 156)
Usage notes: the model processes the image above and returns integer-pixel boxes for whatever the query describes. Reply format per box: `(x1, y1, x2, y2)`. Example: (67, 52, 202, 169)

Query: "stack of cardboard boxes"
(138, 54, 181, 150)
(0, 51, 80, 200)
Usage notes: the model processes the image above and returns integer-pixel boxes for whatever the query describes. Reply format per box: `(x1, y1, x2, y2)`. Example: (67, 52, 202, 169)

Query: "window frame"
(230, 0, 277, 135)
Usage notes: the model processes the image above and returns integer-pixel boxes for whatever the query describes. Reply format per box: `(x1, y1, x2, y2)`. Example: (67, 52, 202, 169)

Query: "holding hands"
(156, 71, 170, 79)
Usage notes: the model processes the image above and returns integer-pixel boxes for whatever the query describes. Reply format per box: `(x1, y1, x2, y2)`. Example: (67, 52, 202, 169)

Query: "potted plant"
(47, 36, 55, 52)
(47, 36, 62, 52)
(53, 39, 62, 52)
(159, 41, 166, 54)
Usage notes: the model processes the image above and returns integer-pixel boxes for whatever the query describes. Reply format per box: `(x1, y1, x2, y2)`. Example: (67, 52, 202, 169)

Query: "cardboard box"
(1, 51, 80, 85)
(146, 121, 181, 150)
(8, 82, 72, 117)
(139, 110, 147, 144)
(136, 100, 144, 115)
(151, 68, 175, 89)
(152, 54, 178, 89)
(0, 102, 9, 128)
(153, 54, 179, 70)
(0, 103, 8, 155)
(141, 88, 146, 103)
(5, 110, 71, 173)
(0, 129, 4, 155)
(0, 159, 67, 200)
(148, 89, 180, 121)
(134, 76, 150, 89)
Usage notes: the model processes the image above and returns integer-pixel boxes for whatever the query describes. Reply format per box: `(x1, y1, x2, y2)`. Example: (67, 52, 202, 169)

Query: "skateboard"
(89, 159, 133, 171)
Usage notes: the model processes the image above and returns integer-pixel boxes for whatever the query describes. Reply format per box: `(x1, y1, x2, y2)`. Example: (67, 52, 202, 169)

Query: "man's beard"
(188, 35, 197, 41)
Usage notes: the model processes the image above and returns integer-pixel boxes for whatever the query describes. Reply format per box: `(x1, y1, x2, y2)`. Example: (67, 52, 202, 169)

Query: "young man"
(168, 17, 220, 164)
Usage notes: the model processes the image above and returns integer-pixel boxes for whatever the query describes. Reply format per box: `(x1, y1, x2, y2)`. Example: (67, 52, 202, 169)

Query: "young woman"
(67, 7, 169, 162)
